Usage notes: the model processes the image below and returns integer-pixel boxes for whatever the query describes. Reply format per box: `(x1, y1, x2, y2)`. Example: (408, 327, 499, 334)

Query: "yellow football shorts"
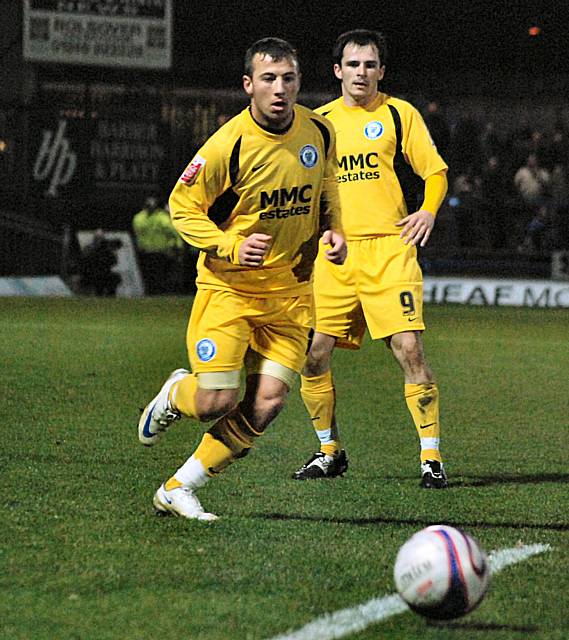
(314, 235, 425, 348)
(187, 289, 314, 374)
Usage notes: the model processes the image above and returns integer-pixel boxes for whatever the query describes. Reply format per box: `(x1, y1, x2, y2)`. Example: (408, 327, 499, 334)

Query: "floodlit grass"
(1, 297, 568, 640)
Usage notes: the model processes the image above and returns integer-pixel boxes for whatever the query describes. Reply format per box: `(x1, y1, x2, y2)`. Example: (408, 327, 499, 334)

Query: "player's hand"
(396, 210, 435, 247)
(238, 233, 272, 267)
(321, 229, 347, 265)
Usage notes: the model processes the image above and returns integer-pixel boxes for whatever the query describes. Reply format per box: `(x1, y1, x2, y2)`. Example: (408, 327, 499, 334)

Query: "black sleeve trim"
(229, 135, 241, 186)
(208, 136, 241, 226)
(310, 118, 331, 158)
(387, 104, 424, 214)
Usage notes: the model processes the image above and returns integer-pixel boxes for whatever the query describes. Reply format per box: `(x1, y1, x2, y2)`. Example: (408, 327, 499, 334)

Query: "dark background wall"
(1, 1, 568, 278)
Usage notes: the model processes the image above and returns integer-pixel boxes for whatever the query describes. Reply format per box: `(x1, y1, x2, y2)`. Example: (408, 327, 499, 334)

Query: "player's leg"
(360, 236, 447, 489)
(138, 370, 240, 446)
(149, 369, 244, 522)
(138, 289, 242, 446)
(300, 332, 338, 458)
(156, 370, 291, 521)
(293, 244, 362, 479)
(181, 354, 295, 482)
(293, 332, 349, 479)
(147, 289, 252, 520)
(388, 330, 447, 488)
(153, 293, 310, 520)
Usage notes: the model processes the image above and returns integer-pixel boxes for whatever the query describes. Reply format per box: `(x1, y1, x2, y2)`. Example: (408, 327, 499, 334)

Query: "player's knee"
(302, 351, 323, 377)
(392, 332, 421, 358)
(265, 391, 287, 416)
(304, 339, 334, 376)
(391, 332, 433, 379)
(195, 388, 239, 422)
(262, 387, 287, 417)
(248, 389, 287, 432)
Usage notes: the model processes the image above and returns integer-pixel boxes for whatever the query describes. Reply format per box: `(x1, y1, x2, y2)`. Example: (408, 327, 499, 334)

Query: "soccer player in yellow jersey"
(137, 38, 346, 520)
(292, 30, 449, 488)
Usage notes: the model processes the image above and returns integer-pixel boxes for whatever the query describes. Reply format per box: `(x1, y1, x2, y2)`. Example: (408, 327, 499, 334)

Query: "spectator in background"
(478, 155, 512, 250)
(449, 169, 478, 248)
(479, 122, 503, 161)
(132, 195, 183, 295)
(514, 153, 551, 207)
(508, 114, 533, 171)
(79, 228, 122, 296)
(449, 115, 482, 178)
(513, 153, 551, 247)
(550, 162, 569, 249)
(546, 125, 568, 169)
(518, 200, 551, 254)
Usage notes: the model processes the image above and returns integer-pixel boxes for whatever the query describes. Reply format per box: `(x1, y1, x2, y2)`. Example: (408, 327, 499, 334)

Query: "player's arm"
(169, 144, 248, 265)
(397, 170, 448, 246)
(319, 126, 347, 264)
(395, 103, 449, 246)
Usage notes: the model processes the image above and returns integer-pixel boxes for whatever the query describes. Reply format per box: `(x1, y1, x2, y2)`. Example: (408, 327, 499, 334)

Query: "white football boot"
(153, 484, 218, 522)
(138, 369, 189, 446)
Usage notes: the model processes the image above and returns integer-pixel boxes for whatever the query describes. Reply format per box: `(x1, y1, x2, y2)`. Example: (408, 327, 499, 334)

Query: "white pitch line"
(267, 543, 551, 640)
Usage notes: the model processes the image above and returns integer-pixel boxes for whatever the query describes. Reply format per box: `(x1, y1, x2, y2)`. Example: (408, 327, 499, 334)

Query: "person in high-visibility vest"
(132, 196, 183, 295)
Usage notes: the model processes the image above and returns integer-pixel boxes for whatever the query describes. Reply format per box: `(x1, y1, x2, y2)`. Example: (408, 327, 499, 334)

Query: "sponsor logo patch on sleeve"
(179, 154, 206, 185)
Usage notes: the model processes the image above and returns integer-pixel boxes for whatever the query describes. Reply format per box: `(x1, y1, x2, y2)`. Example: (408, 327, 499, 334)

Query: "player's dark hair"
(332, 29, 387, 66)
(244, 37, 299, 77)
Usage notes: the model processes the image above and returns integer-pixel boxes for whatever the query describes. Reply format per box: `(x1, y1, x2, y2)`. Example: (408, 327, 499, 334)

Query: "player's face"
(243, 53, 301, 130)
(334, 43, 385, 107)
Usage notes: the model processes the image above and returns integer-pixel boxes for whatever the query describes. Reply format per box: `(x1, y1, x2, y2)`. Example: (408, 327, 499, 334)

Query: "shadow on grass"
(428, 620, 539, 633)
(368, 471, 569, 489)
(255, 512, 569, 531)
(451, 472, 569, 488)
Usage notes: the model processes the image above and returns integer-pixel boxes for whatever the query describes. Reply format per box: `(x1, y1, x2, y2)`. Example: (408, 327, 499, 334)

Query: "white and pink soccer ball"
(394, 525, 490, 620)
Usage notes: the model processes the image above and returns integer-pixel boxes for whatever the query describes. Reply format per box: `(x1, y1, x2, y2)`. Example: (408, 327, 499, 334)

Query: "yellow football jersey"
(315, 93, 448, 239)
(169, 105, 340, 297)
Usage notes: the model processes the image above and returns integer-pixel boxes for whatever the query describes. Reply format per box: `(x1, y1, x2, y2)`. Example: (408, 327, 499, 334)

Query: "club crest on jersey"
(196, 338, 216, 362)
(180, 154, 206, 185)
(364, 121, 384, 140)
(299, 144, 318, 168)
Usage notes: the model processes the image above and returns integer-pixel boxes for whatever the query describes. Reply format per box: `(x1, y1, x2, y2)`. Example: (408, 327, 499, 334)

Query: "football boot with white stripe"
(292, 450, 348, 480)
(138, 369, 189, 446)
(420, 459, 448, 489)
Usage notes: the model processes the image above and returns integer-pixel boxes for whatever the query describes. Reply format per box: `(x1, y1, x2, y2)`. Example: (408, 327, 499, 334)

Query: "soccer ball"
(393, 525, 490, 620)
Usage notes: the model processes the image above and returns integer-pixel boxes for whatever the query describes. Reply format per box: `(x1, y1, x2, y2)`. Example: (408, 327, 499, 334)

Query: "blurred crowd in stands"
(422, 101, 569, 255)
(73, 101, 569, 296)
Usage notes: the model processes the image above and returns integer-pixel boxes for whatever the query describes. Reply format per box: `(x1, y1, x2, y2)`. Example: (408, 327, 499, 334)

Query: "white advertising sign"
(23, 0, 172, 69)
(424, 276, 569, 308)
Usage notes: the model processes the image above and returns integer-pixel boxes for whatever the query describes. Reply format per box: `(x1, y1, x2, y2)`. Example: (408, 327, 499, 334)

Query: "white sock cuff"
(174, 455, 210, 490)
(420, 437, 440, 450)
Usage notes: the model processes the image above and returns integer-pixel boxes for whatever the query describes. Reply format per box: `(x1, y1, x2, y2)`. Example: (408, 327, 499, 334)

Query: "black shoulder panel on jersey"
(387, 104, 424, 214)
(229, 135, 241, 186)
(208, 189, 239, 226)
(310, 118, 331, 157)
(208, 136, 241, 226)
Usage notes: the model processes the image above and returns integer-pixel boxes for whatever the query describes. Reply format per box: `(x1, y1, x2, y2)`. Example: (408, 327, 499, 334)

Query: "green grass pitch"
(2, 297, 568, 640)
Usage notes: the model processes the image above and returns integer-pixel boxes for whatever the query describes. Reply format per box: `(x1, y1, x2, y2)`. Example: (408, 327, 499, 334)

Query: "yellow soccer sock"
(195, 408, 261, 476)
(405, 383, 442, 463)
(300, 371, 341, 457)
(170, 372, 199, 419)
(164, 477, 183, 491)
